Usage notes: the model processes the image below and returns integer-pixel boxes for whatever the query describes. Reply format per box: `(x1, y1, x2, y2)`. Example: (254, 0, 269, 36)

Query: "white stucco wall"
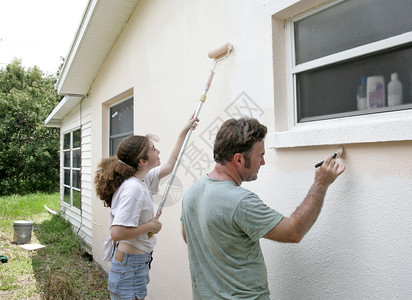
(85, 0, 412, 299)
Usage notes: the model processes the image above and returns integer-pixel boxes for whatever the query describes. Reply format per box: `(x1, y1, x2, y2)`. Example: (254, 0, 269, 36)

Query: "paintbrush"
(315, 147, 343, 168)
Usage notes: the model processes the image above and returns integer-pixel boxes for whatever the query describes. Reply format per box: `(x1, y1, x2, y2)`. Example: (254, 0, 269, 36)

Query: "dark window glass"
(297, 45, 412, 122)
(64, 151, 70, 168)
(110, 97, 133, 155)
(292, 0, 412, 122)
(73, 170, 81, 189)
(63, 133, 70, 150)
(73, 129, 81, 148)
(295, 0, 412, 64)
(73, 190, 81, 209)
(73, 149, 81, 168)
(64, 187, 71, 204)
(64, 169, 70, 186)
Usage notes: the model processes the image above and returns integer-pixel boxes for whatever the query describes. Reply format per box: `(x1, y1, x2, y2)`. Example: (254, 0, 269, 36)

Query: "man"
(181, 117, 345, 299)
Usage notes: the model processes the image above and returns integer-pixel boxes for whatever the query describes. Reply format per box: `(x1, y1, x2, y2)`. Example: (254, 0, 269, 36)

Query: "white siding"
(60, 97, 93, 250)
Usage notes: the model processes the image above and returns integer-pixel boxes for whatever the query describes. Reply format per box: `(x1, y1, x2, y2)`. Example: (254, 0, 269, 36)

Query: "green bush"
(0, 60, 60, 196)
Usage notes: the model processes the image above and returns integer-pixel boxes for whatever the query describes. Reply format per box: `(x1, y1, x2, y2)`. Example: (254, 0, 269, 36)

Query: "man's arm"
(264, 154, 345, 243)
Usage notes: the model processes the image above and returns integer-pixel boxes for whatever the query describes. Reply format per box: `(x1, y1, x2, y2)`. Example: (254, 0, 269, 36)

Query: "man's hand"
(315, 154, 345, 188)
(264, 154, 345, 243)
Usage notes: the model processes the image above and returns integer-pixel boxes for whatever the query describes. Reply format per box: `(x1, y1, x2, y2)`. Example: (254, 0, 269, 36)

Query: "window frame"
(62, 128, 82, 210)
(109, 96, 134, 156)
(269, 0, 412, 148)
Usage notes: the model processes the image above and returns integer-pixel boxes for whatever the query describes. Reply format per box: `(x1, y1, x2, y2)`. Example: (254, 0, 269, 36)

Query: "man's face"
(240, 140, 265, 182)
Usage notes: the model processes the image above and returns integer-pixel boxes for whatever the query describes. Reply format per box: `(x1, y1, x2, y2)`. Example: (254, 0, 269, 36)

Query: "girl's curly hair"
(94, 134, 157, 207)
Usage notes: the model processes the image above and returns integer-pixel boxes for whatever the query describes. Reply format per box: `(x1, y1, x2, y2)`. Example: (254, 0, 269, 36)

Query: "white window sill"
(268, 111, 412, 148)
(61, 201, 81, 213)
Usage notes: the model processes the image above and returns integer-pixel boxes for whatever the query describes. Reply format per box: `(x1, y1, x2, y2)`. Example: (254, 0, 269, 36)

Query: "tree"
(0, 59, 60, 195)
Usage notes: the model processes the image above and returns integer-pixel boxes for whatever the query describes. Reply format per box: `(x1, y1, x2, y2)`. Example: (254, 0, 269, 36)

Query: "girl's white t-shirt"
(103, 166, 160, 258)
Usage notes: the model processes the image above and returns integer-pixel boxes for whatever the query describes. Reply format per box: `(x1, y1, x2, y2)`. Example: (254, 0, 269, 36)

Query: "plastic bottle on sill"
(367, 76, 385, 109)
(356, 76, 367, 110)
(387, 72, 403, 107)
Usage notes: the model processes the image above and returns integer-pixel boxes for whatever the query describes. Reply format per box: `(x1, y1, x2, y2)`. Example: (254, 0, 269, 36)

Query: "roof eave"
(45, 0, 139, 127)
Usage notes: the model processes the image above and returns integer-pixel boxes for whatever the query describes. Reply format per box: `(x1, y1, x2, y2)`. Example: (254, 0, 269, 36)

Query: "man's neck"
(208, 163, 242, 186)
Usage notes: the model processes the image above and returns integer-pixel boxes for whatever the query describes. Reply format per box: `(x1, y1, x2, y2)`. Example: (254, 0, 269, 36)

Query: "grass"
(0, 193, 110, 299)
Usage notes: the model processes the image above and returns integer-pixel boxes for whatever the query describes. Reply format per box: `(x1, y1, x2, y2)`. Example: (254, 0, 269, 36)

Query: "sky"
(0, 0, 88, 74)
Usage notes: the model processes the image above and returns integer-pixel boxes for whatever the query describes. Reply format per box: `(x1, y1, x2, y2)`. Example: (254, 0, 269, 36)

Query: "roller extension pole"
(148, 43, 233, 237)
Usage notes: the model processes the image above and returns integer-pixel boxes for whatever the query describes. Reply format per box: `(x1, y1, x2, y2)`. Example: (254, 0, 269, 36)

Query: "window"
(63, 129, 81, 209)
(109, 97, 134, 156)
(288, 0, 412, 123)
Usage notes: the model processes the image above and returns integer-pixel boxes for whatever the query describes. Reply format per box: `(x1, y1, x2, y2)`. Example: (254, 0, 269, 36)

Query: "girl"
(95, 114, 198, 300)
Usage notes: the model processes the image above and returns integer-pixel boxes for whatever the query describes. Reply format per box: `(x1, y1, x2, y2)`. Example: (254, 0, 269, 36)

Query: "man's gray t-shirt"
(181, 175, 283, 299)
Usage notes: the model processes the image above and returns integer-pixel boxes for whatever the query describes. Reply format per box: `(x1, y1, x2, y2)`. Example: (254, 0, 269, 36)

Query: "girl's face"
(146, 140, 161, 168)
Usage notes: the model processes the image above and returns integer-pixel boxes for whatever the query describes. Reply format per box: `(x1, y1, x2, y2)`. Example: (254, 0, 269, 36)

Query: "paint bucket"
(13, 220, 34, 244)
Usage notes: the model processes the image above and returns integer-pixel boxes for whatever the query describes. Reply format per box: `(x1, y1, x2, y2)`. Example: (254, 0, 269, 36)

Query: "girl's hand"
(147, 212, 162, 234)
(183, 113, 199, 133)
(159, 113, 200, 180)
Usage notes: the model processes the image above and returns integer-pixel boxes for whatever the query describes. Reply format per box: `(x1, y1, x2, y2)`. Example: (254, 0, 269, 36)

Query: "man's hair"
(213, 117, 267, 165)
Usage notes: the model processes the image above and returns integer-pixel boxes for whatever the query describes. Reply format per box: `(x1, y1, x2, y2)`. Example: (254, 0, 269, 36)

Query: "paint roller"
(208, 42, 233, 59)
(148, 42, 233, 237)
(315, 147, 344, 168)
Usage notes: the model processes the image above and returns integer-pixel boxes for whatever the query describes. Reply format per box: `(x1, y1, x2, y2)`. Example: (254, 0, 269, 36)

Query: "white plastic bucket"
(13, 220, 34, 244)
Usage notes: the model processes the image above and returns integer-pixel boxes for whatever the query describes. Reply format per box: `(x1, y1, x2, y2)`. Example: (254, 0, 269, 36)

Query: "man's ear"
(233, 153, 243, 166)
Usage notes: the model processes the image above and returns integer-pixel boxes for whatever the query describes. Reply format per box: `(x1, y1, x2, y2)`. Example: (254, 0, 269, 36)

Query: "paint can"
(13, 220, 34, 244)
